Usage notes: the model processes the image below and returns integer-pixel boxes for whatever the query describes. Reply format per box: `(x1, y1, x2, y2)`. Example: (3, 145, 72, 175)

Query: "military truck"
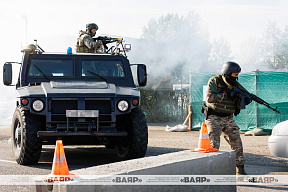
(3, 38, 148, 165)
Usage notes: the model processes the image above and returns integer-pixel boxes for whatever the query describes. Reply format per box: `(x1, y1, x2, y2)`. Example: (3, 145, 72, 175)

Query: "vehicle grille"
(49, 98, 112, 129)
(51, 100, 77, 114)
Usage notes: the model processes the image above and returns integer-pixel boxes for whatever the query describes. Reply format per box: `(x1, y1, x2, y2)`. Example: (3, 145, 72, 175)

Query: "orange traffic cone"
(191, 122, 219, 153)
(43, 140, 78, 182)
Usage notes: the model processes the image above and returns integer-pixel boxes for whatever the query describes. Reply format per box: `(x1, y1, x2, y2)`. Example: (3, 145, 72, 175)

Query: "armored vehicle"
(3, 39, 148, 165)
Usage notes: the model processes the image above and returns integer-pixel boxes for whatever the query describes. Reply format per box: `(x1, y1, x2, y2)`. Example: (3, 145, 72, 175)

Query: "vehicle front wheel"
(11, 106, 43, 165)
(115, 107, 148, 161)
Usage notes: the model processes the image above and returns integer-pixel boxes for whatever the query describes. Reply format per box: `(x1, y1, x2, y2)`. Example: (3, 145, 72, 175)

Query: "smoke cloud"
(1, 2, 288, 125)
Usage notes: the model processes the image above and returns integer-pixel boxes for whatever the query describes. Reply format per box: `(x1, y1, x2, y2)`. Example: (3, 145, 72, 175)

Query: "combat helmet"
(86, 23, 98, 31)
(221, 61, 241, 75)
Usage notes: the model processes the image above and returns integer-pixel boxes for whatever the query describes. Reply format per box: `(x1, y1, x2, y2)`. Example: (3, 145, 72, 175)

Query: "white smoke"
(1, 1, 288, 125)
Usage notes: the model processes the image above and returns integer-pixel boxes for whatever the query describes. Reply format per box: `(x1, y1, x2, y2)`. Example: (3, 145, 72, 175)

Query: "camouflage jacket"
(205, 75, 241, 114)
(76, 30, 103, 53)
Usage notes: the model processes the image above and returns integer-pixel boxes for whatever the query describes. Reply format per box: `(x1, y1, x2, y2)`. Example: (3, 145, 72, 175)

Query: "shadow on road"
(245, 152, 288, 166)
(239, 185, 288, 191)
(29, 146, 118, 171)
(19, 146, 288, 176)
(24, 145, 188, 171)
(146, 146, 187, 156)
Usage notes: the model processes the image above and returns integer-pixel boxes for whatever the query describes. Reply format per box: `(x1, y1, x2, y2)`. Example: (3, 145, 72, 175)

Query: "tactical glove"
(227, 88, 241, 98)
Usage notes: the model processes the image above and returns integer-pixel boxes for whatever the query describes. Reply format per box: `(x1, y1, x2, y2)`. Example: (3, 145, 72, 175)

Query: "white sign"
(0, 175, 287, 186)
(66, 110, 99, 118)
(203, 85, 207, 101)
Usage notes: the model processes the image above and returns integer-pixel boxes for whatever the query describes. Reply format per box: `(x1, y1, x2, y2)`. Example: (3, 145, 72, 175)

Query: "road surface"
(0, 123, 287, 191)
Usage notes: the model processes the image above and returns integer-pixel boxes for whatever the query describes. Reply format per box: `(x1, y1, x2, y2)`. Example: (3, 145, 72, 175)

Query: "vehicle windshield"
(27, 58, 126, 79)
(28, 59, 74, 77)
(81, 60, 125, 78)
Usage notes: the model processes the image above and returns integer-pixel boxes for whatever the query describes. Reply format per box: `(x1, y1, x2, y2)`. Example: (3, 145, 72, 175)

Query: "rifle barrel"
(235, 87, 280, 114)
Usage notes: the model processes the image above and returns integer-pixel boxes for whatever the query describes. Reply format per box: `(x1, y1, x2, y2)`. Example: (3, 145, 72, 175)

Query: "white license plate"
(66, 110, 99, 117)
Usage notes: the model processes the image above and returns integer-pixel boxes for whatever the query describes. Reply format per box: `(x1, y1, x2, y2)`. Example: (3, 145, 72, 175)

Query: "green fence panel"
(189, 71, 288, 132)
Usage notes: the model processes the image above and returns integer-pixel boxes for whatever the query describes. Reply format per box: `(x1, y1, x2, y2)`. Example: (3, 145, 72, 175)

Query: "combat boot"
(236, 165, 247, 175)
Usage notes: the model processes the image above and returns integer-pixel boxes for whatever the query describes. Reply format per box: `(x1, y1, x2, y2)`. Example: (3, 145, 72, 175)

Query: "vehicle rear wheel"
(11, 106, 43, 165)
(115, 107, 148, 161)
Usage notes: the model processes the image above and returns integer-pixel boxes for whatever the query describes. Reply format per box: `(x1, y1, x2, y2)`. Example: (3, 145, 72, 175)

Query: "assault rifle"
(233, 86, 280, 114)
(93, 36, 123, 49)
(93, 36, 129, 56)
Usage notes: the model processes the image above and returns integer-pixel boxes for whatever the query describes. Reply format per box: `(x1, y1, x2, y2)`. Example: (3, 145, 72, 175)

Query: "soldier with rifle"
(203, 62, 249, 175)
(202, 61, 280, 175)
(76, 23, 104, 53)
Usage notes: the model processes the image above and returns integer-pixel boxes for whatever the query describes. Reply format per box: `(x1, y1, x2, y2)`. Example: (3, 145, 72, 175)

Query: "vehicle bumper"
(38, 131, 127, 137)
(268, 135, 288, 158)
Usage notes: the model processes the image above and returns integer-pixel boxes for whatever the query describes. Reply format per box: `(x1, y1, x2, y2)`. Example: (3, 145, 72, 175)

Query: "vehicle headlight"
(32, 100, 44, 112)
(117, 100, 129, 112)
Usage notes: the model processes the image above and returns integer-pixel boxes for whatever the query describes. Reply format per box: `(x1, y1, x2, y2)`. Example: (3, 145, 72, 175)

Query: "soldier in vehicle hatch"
(76, 23, 104, 53)
(202, 61, 252, 175)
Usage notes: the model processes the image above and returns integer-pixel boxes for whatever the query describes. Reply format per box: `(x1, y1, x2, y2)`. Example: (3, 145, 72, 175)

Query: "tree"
(209, 37, 233, 73)
(142, 13, 180, 41)
(141, 12, 212, 86)
(261, 21, 287, 70)
(275, 24, 288, 70)
(236, 37, 265, 71)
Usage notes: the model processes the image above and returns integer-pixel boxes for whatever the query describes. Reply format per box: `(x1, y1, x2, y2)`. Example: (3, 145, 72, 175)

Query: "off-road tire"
(11, 106, 43, 165)
(115, 107, 148, 161)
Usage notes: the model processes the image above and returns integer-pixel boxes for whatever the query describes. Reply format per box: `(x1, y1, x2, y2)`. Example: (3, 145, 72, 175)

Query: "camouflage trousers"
(205, 115, 245, 166)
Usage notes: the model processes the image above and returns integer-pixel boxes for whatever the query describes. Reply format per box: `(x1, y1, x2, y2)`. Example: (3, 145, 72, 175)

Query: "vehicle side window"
(81, 60, 125, 78)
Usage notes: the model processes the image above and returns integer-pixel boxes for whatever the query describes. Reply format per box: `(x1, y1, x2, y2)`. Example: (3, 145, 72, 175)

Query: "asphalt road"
(0, 123, 287, 192)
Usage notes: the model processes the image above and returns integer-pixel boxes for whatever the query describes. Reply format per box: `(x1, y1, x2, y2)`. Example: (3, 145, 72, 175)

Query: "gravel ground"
(148, 123, 288, 192)
(0, 123, 287, 192)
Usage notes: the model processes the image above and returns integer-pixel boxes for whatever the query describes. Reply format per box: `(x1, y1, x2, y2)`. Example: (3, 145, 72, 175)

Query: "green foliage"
(139, 89, 189, 123)
(140, 12, 212, 88)
(142, 13, 181, 40)
(209, 37, 234, 72)
(261, 21, 288, 70)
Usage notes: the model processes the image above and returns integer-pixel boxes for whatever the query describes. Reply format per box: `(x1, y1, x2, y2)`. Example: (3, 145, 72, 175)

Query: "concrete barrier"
(32, 150, 236, 192)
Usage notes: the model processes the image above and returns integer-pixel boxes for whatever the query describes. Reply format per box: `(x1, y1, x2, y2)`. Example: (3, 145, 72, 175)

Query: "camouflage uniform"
(76, 30, 103, 53)
(205, 75, 245, 166)
(206, 115, 244, 166)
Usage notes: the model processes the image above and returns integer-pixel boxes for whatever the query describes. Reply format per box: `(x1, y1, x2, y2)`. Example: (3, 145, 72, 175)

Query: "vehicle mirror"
(137, 64, 147, 87)
(3, 63, 12, 85)
(124, 44, 131, 52)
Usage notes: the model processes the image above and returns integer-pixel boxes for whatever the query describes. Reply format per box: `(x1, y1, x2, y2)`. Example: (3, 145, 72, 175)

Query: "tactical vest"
(76, 34, 94, 53)
(206, 75, 238, 114)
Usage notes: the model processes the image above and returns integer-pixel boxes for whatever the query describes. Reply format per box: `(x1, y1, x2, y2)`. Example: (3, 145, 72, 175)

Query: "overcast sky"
(1, 0, 288, 124)
(1, 0, 288, 54)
